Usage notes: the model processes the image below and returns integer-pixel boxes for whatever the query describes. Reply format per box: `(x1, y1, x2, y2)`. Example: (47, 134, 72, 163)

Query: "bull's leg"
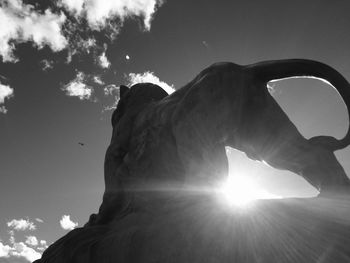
(261, 136, 350, 196)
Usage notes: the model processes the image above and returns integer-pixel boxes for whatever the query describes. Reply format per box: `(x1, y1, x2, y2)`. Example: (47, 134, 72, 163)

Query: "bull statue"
(37, 59, 350, 263)
(88, 59, 350, 226)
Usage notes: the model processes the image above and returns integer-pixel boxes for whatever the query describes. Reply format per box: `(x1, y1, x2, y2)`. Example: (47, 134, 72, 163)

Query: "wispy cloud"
(41, 59, 54, 71)
(80, 0, 163, 31)
(1, 219, 47, 262)
(128, 71, 175, 94)
(11, 242, 42, 262)
(0, 82, 14, 114)
(93, 75, 104, 85)
(0, 0, 67, 62)
(7, 219, 36, 231)
(60, 0, 85, 15)
(37, 240, 48, 251)
(102, 84, 120, 111)
(35, 218, 44, 223)
(0, 0, 164, 63)
(0, 241, 11, 258)
(98, 51, 111, 68)
(60, 215, 78, 230)
(62, 72, 93, 100)
(25, 236, 38, 247)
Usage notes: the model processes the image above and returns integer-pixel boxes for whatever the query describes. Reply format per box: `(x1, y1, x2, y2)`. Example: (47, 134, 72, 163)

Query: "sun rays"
(217, 175, 282, 207)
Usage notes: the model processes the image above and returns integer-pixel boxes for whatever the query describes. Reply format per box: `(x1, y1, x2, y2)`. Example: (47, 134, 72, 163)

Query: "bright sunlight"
(217, 175, 282, 207)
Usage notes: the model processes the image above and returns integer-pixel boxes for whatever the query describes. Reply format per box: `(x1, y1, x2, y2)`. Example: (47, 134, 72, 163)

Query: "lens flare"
(217, 176, 281, 207)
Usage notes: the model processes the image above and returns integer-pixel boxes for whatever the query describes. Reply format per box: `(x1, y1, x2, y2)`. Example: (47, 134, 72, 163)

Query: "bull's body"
(90, 59, 350, 225)
(37, 60, 350, 263)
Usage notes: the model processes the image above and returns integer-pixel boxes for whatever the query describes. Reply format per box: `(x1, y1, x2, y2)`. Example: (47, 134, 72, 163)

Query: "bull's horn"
(247, 59, 350, 151)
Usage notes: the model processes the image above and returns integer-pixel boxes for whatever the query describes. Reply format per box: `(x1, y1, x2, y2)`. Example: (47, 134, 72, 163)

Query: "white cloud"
(128, 71, 175, 94)
(25, 236, 38, 247)
(102, 84, 120, 111)
(103, 84, 119, 96)
(0, 240, 42, 262)
(60, 0, 85, 15)
(39, 240, 47, 247)
(98, 52, 110, 68)
(0, 106, 8, 114)
(62, 72, 93, 100)
(35, 218, 44, 223)
(36, 239, 48, 252)
(0, 82, 13, 113)
(0, 0, 164, 64)
(60, 215, 78, 230)
(11, 242, 41, 262)
(0, 241, 11, 258)
(0, 0, 67, 62)
(9, 233, 15, 245)
(83, 0, 163, 30)
(2, 217, 48, 262)
(0, 83, 14, 103)
(7, 219, 36, 231)
(93, 75, 104, 85)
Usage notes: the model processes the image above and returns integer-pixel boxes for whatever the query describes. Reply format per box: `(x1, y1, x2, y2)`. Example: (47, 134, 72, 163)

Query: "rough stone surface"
(36, 60, 350, 263)
(38, 195, 350, 263)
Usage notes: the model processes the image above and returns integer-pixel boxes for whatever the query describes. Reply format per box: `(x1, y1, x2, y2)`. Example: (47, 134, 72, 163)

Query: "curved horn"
(247, 59, 350, 151)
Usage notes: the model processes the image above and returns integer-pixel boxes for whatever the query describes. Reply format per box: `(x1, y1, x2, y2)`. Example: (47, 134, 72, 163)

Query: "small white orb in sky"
(126, 55, 130, 60)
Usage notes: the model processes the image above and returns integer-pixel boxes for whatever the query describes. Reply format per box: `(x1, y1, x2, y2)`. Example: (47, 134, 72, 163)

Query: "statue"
(87, 59, 350, 226)
(37, 59, 350, 263)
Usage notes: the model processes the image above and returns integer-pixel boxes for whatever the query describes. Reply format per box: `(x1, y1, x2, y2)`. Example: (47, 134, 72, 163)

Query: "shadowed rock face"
(36, 60, 350, 263)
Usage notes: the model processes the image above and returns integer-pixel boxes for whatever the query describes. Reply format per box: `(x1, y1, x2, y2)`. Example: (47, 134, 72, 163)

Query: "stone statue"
(37, 59, 350, 263)
(87, 59, 350, 226)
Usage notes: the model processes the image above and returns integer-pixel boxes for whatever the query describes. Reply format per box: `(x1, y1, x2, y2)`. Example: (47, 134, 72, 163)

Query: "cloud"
(82, 0, 163, 30)
(35, 218, 44, 223)
(7, 219, 36, 231)
(11, 242, 41, 262)
(39, 240, 47, 247)
(102, 84, 120, 111)
(60, 215, 78, 230)
(1, 218, 48, 262)
(0, 242, 11, 258)
(98, 51, 111, 68)
(0, 83, 14, 113)
(103, 84, 119, 96)
(41, 59, 54, 71)
(128, 71, 175, 94)
(36, 240, 48, 251)
(0, 106, 8, 114)
(0, 240, 42, 262)
(0, 0, 164, 64)
(0, 0, 67, 62)
(93, 75, 104, 85)
(60, 0, 85, 15)
(62, 72, 93, 100)
(25, 236, 38, 247)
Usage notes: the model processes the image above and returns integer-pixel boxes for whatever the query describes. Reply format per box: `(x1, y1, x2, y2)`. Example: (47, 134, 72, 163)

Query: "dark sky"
(1, 0, 350, 261)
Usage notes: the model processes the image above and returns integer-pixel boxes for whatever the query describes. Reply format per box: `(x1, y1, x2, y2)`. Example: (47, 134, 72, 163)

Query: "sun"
(217, 175, 281, 207)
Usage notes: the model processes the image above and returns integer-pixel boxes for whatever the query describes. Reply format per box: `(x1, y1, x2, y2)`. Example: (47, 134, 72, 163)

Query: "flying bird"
(78, 142, 85, 146)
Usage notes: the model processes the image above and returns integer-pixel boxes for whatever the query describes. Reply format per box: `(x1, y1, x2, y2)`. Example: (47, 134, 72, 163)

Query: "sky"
(0, 0, 350, 261)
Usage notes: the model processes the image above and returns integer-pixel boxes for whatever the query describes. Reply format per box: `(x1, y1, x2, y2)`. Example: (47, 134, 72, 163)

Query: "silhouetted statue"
(88, 83, 169, 225)
(37, 59, 350, 263)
